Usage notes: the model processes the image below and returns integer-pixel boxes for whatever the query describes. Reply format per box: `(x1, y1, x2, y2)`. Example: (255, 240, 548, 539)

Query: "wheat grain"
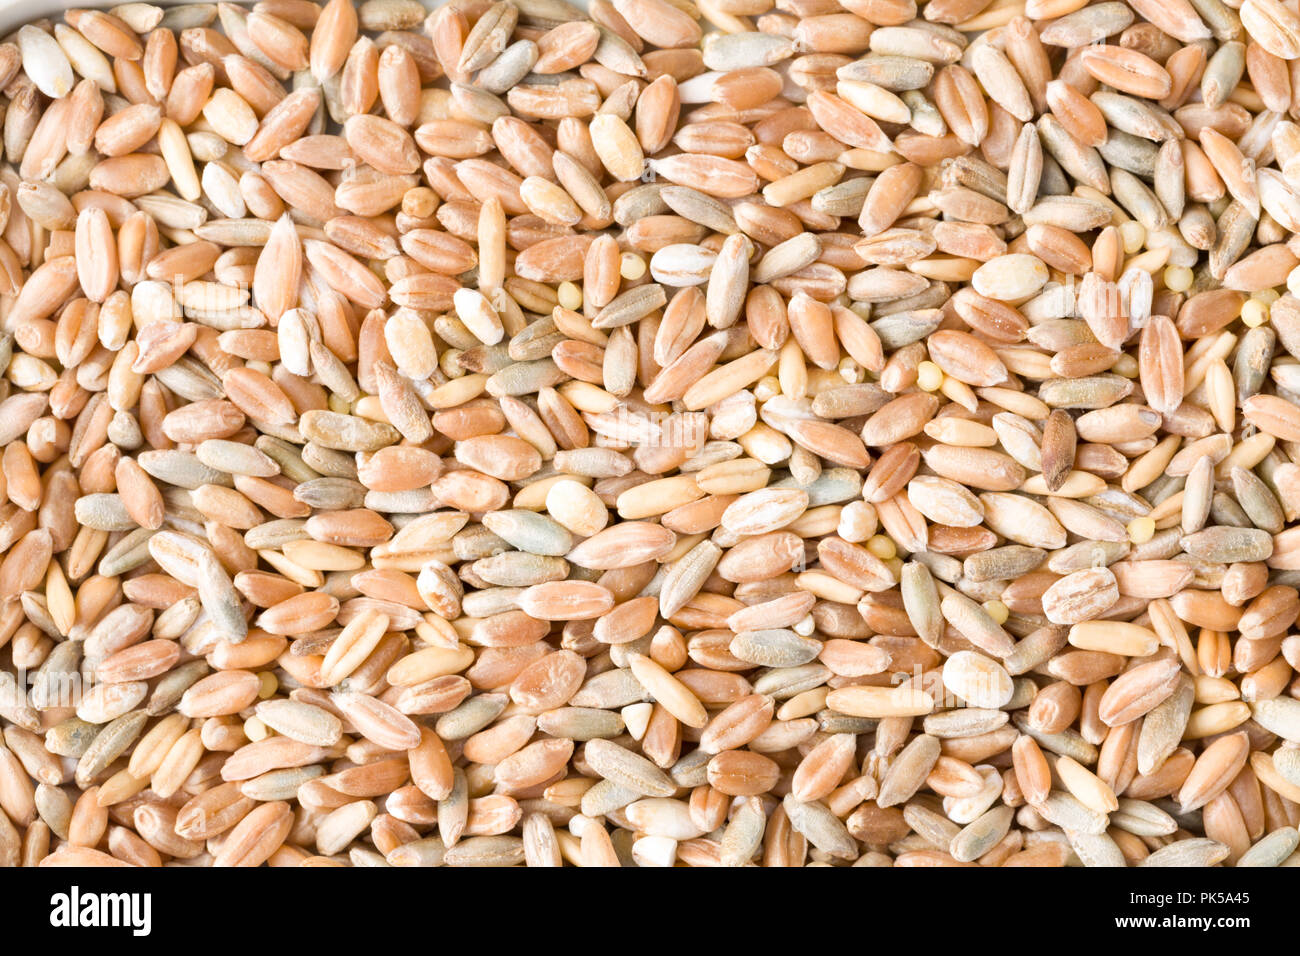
(1, 0, 1300, 870)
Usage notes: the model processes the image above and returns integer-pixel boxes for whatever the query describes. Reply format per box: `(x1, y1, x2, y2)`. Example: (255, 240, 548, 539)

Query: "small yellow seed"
(754, 375, 781, 401)
(939, 374, 976, 411)
(257, 671, 278, 699)
(983, 600, 1009, 625)
(402, 186, 439, 219)
(1128, 516, 1156, 544)
(1111, 353, 1139, 378)
(1119, 221, 1145, 254)
(867, 534, 896, 561)
(620, 252, 646, 280)
(1255, 289, 1281, 306)
(1164, 265, 1193, 292)
(244, 716, 269, 741)
(557, 281, 583, 311)
(1241, 298, 1269, 327)
(917, 361, 944, 391)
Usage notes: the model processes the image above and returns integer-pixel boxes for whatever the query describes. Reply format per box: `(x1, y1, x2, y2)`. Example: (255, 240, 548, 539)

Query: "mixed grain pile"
(2, 0, 1300, 868)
